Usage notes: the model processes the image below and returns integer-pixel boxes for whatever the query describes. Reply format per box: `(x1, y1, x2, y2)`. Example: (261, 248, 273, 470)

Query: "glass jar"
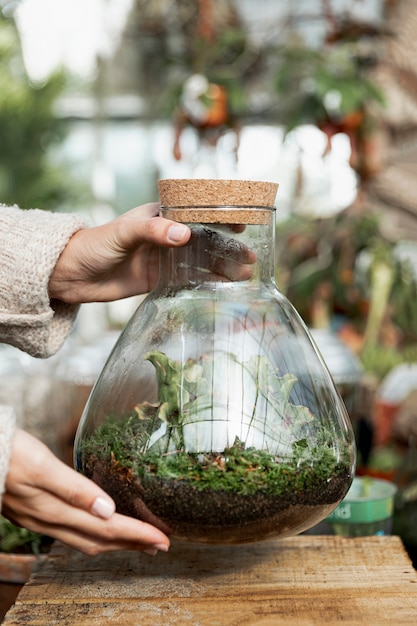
(74, 178, 356, 544)
(309, 328, 363, 420)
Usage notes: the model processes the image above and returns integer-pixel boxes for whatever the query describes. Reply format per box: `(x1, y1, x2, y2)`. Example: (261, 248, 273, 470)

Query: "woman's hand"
(2, 430, 170, 556)
(48, 202, 257, 304)
(48, 203, 191, 304)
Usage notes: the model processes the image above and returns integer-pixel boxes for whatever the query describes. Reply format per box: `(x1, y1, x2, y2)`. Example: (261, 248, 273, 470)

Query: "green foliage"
(82, 414, 350, 498)
(360, 344, 417, 381)
(280, 208, 417, 375)
(134, 350, 317, 454)
(280, 210, 381, 323)
(142, 350, 208, 426)
(161, 23, 262, 121)
(274, 43, 385, 130)
(0, 515, 51, 555)
(81, 348, 351, 498)
(367, 444, 404, 475)
(391, 260, 417, 341)
(360, 344, 403, 380)
(139, 438, 347, 497)
(81, 412, 153, 467)
(0, 9, 83, 210)
(188, 28, 258, 117)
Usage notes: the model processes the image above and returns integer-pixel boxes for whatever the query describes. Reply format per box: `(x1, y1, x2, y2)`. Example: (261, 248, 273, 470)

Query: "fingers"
(8, 431, 113, 518)
(191, 226, 256, 262)
(9, 431, 126, 526)
(3, 494, 169, 556)
(37, 447, 115, 519)
(3, 496, 170, 556)
(185, 225, 257, 282)
(5, 430, 171, 555)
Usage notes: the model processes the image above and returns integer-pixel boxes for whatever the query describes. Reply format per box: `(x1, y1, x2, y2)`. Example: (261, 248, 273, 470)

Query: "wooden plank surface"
(3, 536, 417, 625)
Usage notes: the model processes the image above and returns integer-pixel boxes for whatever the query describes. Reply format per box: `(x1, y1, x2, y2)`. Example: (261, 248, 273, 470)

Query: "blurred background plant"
(273, 41, 386, 181)
(0, 514, 51, 556)
(0, 5, 89, 210)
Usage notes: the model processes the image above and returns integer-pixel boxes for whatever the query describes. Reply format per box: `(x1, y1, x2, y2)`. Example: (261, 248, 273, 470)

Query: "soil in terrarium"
(80, 417, 352, 544)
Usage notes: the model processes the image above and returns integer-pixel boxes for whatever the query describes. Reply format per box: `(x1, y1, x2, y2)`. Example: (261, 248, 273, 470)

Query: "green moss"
(81, 414, 350, 498)
(80, 350, 351, 502)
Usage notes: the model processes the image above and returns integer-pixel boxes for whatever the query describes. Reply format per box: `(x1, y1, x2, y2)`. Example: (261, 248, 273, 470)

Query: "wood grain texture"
(3, 536, 417, 625)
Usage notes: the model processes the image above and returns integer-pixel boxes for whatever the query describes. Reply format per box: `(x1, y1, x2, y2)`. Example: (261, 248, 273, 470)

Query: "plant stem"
(362, 260, 394, 350)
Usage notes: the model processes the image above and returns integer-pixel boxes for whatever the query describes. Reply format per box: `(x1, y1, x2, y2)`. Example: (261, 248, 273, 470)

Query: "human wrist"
(48, 229, 84, 303)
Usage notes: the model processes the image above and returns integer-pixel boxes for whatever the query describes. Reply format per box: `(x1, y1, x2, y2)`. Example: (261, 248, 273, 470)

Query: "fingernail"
(152, 543, 169, 552)
(168, 224, 189, 243)
(144, 548, 158, 556)
(91, 496, 115, 519)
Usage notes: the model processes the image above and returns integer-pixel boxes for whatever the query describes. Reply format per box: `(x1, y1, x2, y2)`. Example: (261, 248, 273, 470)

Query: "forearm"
(0, 406, 16, 511)
(0, 205, 86, 357)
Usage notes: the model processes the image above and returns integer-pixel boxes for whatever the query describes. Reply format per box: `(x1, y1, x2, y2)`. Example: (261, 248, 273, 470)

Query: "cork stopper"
(158, 178, 278, 207)
(158, 179, 279, 225)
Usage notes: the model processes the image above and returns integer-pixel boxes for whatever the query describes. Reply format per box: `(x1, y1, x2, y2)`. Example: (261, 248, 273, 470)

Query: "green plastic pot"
(326, 477, 397, 537)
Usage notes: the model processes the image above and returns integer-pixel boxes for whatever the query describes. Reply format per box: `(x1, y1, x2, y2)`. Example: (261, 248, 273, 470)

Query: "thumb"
(113, 203, 191, 249)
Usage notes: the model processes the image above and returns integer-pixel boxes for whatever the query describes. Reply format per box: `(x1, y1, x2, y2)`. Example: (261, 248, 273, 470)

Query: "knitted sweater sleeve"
(0, 205, 86, 509)
(0, 204, 86, 358)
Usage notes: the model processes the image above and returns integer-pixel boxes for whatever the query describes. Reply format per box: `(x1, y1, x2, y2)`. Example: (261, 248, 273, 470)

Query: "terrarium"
(74, 178, 356, 544)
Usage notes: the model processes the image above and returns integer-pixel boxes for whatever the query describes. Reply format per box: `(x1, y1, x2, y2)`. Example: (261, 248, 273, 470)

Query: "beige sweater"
(0, 204, 86, 508)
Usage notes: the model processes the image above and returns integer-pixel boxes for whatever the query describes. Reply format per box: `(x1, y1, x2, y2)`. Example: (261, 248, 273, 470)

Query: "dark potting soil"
(88, 456, 351, 544)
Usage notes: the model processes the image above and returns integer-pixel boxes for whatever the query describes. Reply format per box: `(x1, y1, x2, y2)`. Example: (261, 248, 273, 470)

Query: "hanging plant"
(163, 1, 264, 160)
(273, 42, 385, 178)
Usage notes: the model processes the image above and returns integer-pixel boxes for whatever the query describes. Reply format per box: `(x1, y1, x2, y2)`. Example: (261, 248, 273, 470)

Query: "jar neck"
(158, 206, 276, 290)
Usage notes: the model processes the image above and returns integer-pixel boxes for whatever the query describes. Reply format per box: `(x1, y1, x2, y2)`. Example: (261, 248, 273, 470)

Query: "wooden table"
(3, 536, 417, 625)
